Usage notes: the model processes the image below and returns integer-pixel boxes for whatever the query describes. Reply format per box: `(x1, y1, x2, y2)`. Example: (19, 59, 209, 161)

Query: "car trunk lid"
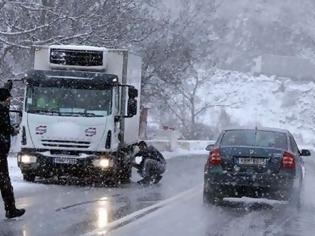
(220, 146, 283, 174)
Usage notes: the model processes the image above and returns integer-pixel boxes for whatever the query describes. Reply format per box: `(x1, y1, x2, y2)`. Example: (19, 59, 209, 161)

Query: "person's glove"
(134, 156, 143, 165)
(11, 125, 20, 136)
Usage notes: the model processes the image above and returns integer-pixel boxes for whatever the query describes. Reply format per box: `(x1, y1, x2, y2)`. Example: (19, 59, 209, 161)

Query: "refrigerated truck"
(17, 45, 141, 183)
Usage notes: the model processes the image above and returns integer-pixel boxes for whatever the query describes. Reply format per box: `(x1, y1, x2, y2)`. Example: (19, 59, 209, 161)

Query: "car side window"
(289, 136, 299, 154)
(216, 133, 224, 146)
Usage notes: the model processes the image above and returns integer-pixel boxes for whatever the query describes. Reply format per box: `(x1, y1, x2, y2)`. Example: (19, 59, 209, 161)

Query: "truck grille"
(41, 139, 90, 149)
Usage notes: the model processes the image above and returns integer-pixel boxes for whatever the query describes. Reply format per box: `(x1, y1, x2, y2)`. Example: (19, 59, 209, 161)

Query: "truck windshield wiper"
(60, 112, 103, 117)
(86, 113, 103, 117)
(28, 109, 60, 116)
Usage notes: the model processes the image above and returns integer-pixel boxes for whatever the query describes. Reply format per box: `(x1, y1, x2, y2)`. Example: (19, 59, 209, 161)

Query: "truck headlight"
(99, 159, 110, 168)
(93, 158, 113, 169)
(19, 155, 37, 164)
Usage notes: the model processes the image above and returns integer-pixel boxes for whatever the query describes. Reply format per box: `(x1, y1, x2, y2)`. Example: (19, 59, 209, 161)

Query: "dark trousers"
(141, 159, 166, 179)
(0, 146, 16, 212)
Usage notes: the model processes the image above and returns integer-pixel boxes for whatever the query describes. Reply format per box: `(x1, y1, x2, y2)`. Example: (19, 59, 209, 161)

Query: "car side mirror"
(300, 149, 311, 157)
(205, 144, 214, 151)
(128, 87, 138, 99)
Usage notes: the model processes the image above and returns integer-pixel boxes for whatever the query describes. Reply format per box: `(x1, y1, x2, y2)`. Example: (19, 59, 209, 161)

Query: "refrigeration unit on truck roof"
(34, 45, 108, 71)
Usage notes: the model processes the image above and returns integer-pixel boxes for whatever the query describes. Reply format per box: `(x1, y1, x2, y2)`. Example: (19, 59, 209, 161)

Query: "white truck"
(17, 45, 141, 183)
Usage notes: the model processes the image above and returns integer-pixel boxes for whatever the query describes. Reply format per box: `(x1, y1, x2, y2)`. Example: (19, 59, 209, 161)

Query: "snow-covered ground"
(198, 70, 315, 146)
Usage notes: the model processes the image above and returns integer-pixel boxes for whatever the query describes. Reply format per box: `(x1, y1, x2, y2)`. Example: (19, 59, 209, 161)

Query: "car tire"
(23, 173, 36, 182)
(203, 185, 223, 205)
(289, 183, 302, 210)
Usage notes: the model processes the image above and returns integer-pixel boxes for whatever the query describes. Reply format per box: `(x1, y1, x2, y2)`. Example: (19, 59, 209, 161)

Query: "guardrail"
(9, 136, 313, 154)
(145, 140, 215, 152)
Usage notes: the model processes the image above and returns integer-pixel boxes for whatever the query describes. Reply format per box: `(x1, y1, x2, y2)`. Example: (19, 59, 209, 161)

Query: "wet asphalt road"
(1, 153, 315, 236)
(0, 154, 206, 236)
(109, 154, 315, 236)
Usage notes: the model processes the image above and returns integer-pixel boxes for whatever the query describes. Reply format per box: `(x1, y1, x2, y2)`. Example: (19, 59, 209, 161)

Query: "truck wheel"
(23, 173, 36, 182)
(102, 169, 130, 187)
(117, 168, 131, 184)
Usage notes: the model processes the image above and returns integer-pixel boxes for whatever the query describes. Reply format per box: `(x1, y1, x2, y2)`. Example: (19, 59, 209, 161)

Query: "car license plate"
(238, 158, 266, 165)
(54, 157, 77, 165)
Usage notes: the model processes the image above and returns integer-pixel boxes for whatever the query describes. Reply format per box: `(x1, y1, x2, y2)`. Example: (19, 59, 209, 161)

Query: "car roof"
(223, 126, 290, 135)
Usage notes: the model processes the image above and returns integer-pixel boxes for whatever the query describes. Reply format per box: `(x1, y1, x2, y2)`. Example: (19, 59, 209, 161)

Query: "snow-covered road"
(0, 153, 206, 236)
(94, 155, 315, 236)
(1, 152, 315, 236)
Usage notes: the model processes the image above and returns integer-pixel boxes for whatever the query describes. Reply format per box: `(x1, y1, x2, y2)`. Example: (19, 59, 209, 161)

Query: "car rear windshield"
(220, 130, 288, 149)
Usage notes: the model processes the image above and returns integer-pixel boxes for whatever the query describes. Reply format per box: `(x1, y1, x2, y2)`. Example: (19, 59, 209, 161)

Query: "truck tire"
(23, 173, 36, 182)
(117, 167, 131, 184)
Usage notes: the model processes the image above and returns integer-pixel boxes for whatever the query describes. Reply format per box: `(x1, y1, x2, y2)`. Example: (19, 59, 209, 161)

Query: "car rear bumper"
(204, 168, 295, 190)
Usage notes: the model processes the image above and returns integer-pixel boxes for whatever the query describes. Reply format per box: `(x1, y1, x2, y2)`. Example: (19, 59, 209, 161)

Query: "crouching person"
(133, 141, 166, 185)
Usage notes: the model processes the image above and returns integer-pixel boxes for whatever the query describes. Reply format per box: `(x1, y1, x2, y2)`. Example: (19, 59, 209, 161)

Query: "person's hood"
(0, 88, 11, 102)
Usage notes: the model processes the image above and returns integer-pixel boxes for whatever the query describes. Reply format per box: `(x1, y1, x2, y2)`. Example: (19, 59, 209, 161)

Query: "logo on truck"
(85, 128, 96, 137)
(36, 125, 47, 135)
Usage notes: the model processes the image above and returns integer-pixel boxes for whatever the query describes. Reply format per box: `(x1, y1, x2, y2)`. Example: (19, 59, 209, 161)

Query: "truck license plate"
(54, 157, 77, 165)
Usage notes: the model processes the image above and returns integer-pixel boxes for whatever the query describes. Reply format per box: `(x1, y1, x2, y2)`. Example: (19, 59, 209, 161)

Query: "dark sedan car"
(203, 127, 311, 205)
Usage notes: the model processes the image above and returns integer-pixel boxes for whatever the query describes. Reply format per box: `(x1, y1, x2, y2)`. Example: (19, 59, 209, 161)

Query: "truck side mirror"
(126, 86, 138, 117)
(127, 98, 137, 117)
(128, 87, 138, 99)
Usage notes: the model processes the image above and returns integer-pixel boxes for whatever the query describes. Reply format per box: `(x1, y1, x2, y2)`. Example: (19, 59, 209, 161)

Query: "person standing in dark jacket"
(3, 80, 13, 92)
(0, 88, 25, 218)
(133, 141, 166, 185)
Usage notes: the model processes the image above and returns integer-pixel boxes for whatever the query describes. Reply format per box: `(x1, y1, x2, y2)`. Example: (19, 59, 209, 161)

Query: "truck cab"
(17, 45, 142, 183)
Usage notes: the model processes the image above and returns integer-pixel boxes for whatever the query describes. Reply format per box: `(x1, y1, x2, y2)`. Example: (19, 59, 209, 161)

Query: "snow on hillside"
(212, 0, 315, 70)
(199, 70, 315, 146)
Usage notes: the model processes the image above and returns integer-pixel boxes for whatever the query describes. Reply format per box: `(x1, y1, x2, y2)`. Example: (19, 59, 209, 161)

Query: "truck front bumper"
(17, 149, 130, 178)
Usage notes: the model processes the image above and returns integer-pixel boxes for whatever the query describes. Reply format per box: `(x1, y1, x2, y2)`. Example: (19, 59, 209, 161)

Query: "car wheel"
(23, 173, 36, 182)
(286, 174, 303, 210)
(289, 184, 302, 210)
(203, 185, 224, 205)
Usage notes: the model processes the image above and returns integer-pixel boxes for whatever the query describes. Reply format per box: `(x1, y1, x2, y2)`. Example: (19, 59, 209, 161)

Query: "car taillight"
(282, 151, 295, 169)
(209, 148, 221, 166)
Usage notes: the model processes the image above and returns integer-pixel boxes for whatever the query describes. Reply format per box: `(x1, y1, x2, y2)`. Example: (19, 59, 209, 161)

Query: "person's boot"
(137, 177, 151, 185)
(153, 175, 163, 184)
(5, 208, 25, 219)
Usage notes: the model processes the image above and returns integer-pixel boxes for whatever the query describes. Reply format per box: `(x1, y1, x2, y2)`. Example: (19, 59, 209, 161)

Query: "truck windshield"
(25, 86, 112, 117)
